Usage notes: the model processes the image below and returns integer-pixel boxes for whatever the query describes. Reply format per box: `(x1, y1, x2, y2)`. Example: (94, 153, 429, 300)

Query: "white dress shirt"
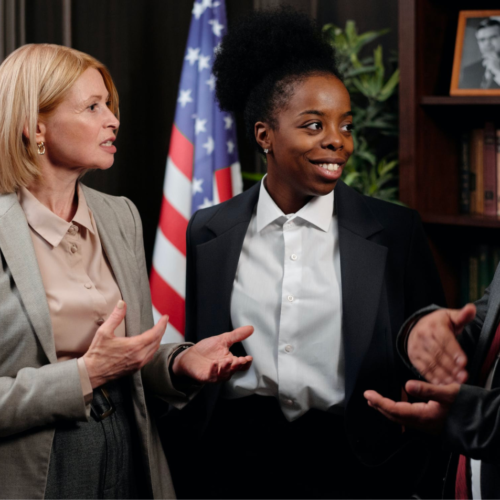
(225, 179, 344, 421)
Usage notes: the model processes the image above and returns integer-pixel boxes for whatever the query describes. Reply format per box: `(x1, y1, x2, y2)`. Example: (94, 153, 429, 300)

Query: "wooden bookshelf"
(398, 0, 500, 307)
(420, 96, 500, 106)
(421, 214, 500, 228)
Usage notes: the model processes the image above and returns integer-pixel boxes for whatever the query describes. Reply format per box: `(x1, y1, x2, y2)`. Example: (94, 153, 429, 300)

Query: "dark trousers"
(171, 395, 421, 499)
(45, 378, 151, 500)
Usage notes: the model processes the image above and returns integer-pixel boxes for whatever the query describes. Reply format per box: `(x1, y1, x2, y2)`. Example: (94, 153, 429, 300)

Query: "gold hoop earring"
(37, 142, 45, 155)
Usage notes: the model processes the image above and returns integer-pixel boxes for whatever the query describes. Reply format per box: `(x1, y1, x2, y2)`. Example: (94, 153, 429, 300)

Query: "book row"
(459, 124, 500, 216)
(460, 245, 500, 306)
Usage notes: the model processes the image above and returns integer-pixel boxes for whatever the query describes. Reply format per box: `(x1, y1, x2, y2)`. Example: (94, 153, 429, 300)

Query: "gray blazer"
(0, 183, 188, 499)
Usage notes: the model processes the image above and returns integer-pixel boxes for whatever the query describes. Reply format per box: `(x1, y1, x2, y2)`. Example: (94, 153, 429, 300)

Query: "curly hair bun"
(213, 7, 338, 114)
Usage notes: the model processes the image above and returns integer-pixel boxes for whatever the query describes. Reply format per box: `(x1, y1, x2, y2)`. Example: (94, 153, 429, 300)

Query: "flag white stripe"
(161, 323, 184, 344)
(231, 161, 243, 195)
(153, 305, 185, 344)
(152, 229, 186, 299)
(164, 157, 192, 220)
(213, 172, 220, 205)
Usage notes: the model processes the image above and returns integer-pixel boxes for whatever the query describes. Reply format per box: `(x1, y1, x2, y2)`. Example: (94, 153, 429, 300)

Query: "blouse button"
(70, 244, 78, 253)
(287, 295, 294, 302)
(68, 225, 78, 235)
(290, 254, 298, 261)
(84, 283, 92, 289)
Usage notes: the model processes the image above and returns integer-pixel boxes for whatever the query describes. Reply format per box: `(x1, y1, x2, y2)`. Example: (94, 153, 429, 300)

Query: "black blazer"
(182, 180, 445, 465)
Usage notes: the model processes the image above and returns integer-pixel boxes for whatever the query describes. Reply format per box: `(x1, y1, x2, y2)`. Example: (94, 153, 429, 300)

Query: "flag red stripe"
(159, 196, 188, 256)
(169, 125, 194, 180)
(150, 267, 185, 335)
(215, 167, 233, 202)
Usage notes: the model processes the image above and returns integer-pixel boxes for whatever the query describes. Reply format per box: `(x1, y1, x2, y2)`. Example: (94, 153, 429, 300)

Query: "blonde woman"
(0, 44, 252, 500)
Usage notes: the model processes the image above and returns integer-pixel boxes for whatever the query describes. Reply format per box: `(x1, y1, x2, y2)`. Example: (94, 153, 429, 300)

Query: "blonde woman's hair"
(0, 44, 119, 193)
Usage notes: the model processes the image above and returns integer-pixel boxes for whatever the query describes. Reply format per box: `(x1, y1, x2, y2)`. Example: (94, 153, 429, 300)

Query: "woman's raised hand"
(172, 326, 254, 383)
(83, 300, 254, 389)
(83, 301, 168, 389)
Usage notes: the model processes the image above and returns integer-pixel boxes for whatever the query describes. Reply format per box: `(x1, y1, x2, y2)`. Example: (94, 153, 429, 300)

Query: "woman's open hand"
(172, 326, 254, 383)
(83, 300, 168, 389)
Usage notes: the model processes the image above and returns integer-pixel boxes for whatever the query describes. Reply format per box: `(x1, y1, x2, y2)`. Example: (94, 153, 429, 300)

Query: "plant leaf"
(353, 28, 390, 54)
(378, 69, 400, 102)
(241, 172, 265, 182)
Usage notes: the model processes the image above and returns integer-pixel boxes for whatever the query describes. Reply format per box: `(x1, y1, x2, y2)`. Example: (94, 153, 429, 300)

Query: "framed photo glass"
(450, 10, 500, 96)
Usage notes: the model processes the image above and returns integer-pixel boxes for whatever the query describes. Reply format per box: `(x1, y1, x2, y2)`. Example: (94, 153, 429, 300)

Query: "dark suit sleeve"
(457, 284, 490, 360)
(445, 384, 500, 464)
(396, 276, 491, 376)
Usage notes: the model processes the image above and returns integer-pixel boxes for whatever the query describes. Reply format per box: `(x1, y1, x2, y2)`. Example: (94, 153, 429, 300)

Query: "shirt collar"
(256, 176, 334, 233)
(72, 184, 95, 235)
(18, 183, 95, 248)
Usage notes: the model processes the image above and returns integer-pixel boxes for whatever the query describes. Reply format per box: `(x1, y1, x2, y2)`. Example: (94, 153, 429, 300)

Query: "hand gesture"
(83, 301, 168, 389)
(364, 380, 460, 435)
(172, 326, 254, 383)
(407, 304, 475, 385)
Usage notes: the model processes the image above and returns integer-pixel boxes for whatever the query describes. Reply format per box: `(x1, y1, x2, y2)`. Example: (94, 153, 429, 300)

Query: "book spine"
(470, 129, 480, 214)
(478, 245, 491, 298)
(497, 129, 500, 215)
(469, 251, 479, 302)
(475, 129, 485, 214)
(484, 122, 497, 216)
(459, 131, 471, 214)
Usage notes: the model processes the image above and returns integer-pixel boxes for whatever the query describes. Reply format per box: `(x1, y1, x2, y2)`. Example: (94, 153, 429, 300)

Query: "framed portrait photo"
(450, 10, 500, 96)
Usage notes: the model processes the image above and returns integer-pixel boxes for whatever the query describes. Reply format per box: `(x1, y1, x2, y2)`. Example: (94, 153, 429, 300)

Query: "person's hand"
(364, 380, 460, 435)
(172, 326, 254, 383)
(83, 300, 168, 389)
(407, 304, 475, 385)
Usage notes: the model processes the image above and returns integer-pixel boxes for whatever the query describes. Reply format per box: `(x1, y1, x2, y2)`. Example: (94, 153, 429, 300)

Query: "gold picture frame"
(450, 10, 500, 96)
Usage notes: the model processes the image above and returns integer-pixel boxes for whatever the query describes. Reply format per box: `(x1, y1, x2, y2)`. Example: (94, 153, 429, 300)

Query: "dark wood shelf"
(422, 214, 500, 228)
(420, 96, 500, 106)
(399, 0, 500, 307)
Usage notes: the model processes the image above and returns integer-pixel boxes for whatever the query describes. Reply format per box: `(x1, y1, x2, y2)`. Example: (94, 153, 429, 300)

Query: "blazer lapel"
(196, 183, 260, 344)
(335, 182, 388, 401)
(82, 185, 141, 338)
(0, 194, 56, 363)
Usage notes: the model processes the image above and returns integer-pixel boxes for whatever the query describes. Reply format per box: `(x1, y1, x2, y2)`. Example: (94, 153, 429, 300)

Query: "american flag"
(150, 0, 242, 342)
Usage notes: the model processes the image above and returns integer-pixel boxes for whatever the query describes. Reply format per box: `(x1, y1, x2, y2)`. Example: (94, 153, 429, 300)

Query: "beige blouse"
(18, 184, 125, 404)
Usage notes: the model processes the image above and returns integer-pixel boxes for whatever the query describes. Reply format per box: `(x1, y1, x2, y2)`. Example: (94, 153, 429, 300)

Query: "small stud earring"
(37, 142, 46, 155)
(263, 148, 269, 154)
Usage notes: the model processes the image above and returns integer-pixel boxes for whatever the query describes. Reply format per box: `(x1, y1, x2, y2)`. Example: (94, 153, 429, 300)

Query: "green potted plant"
(322, 20, 401, 203)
